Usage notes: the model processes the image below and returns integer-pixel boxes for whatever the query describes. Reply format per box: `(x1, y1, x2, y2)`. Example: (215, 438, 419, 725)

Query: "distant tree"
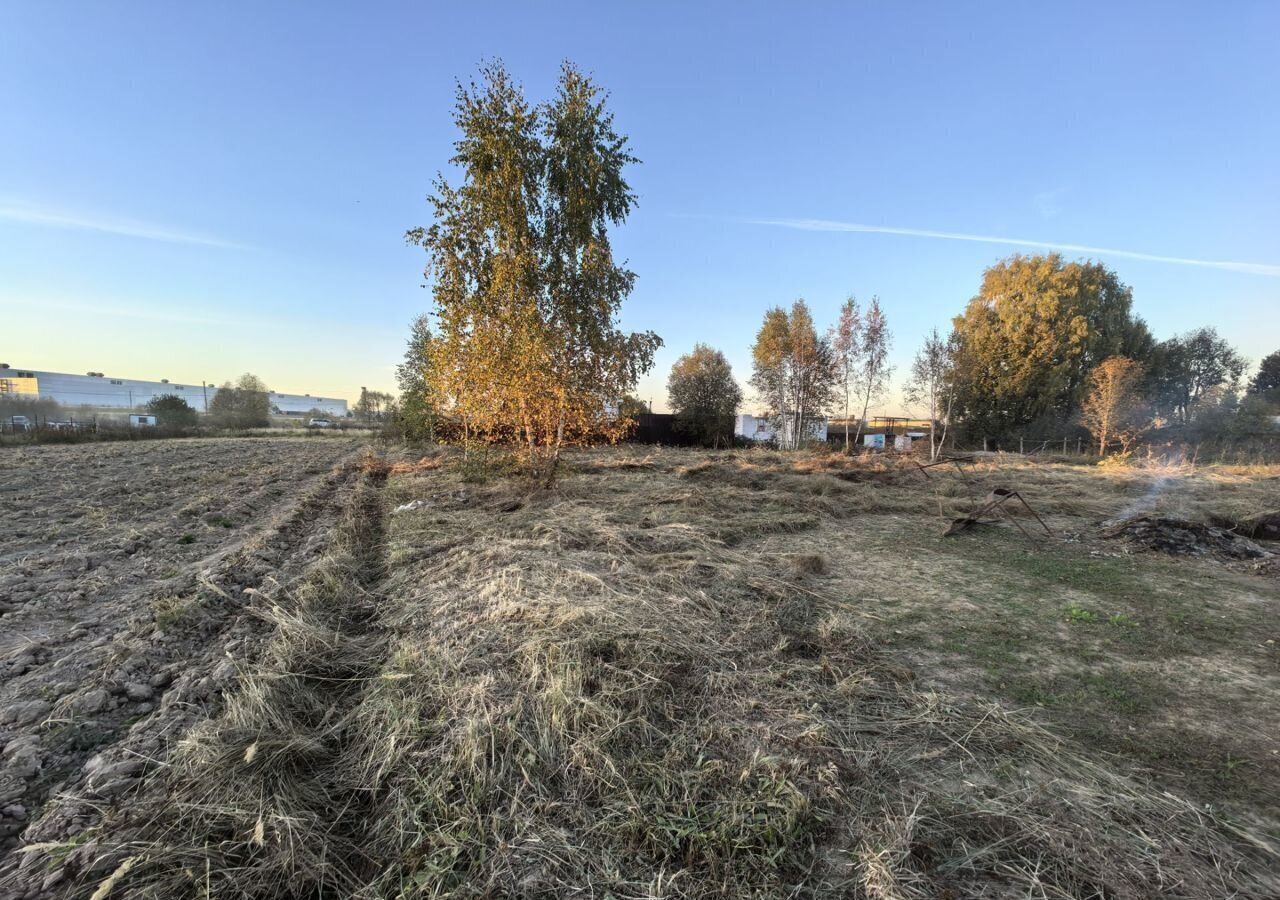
(903, 328, 956, 460)
(395, 314, 438, 443)
(146, 394, 198, 428)
(667, 344, 743, 447)
(853, 296, 892, 444)
(355, 387, 395, 423)
(406, 61, 660, 480)
(786, 301, 838, 447)
(1234, 393, 1280, 435)
(749, 306, 792, 444)
(1246, 349, 1280, 407)
(950, 254, 1153, 441)
(0, 395, 63, 424)
(207, 382, 238, 427)
(1080, 357, 1148, 455)
(1148, 328, 1246, 424)
(617, 395, 649, 417)
(209, 373, 270, 429)
(749, 301, 837, 449)
(827, 296, 863, 450)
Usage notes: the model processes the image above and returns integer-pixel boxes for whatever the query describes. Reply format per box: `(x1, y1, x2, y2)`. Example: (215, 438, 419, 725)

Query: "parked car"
(6, 415, 31, 433)
(307, 418, 333, 429)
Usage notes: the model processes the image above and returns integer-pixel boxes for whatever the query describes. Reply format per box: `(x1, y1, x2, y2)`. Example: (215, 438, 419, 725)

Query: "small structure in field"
(734, 414, 827, 445)
(129, 414, 158, 427)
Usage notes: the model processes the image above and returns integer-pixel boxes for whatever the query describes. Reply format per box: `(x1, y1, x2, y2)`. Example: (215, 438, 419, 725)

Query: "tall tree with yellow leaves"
(950, 254, 1152, 441)
(408, 61, 660, 480)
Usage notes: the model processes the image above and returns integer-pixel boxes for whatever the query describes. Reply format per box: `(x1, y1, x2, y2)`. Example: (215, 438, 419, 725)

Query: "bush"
(209, 374, 271, 429)
(147, 394, 199, 428)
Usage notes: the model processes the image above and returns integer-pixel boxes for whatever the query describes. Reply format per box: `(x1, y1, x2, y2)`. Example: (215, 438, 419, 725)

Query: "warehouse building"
(0, 365, 349, 417)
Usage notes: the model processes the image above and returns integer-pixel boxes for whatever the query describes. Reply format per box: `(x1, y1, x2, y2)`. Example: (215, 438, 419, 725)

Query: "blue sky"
(3, 1, 1277, 412)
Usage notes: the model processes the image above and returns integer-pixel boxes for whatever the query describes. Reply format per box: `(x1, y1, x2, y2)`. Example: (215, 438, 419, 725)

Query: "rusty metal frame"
(944, 487, 1052, 539)
(916, 454, 976, 485)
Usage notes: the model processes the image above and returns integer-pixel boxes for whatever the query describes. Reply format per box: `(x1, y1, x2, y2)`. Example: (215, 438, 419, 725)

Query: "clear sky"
(3, 2, 1277, 412)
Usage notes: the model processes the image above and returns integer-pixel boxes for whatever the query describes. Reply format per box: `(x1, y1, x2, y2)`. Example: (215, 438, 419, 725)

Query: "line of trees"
(394, 63, 1275, 463)
(742, 299, 894, 450)
(933, 255, 1278, 454)
(650, 295, 896, 452)
(654, 252, 1274, 457)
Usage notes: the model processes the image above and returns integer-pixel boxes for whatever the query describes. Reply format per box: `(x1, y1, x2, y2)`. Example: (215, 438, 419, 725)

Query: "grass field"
(1, 439, 1276, 898)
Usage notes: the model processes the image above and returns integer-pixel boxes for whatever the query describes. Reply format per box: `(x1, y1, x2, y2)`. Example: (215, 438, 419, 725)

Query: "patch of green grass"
(1108, 613, 1138, 629)
(1003, 668, 1159, 716)
(1065, 606, 1098, 625)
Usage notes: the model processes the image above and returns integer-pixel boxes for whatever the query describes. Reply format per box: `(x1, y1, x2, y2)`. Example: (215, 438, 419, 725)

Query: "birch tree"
(854, 296, 892, 444)
(827, 296, 862, 449)
(750, 301, 837, 448)
(903, 328, 956, 459)
(408, 61, 660, 481)
(749, 307, 792, 444)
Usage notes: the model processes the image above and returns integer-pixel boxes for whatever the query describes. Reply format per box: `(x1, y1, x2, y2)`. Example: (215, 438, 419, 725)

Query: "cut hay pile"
(21, 450, 1278, 899)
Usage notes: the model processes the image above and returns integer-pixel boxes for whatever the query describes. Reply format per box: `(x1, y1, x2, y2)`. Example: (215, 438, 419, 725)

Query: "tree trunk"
(843, 380, 850, 451)
(547, 404, 566, 487)
(855, 379, 873, 446)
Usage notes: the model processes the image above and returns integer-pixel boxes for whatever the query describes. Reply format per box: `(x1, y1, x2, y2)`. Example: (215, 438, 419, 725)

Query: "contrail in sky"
(731, 216, 1280, 277)
(0, 198, 243, 249)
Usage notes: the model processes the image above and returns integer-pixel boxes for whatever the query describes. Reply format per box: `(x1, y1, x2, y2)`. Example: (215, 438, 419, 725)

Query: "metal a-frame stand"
(944, 487, 1052, 539)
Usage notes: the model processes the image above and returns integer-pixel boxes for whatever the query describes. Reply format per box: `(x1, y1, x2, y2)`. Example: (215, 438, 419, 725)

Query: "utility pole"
(202, 381, 208, 411)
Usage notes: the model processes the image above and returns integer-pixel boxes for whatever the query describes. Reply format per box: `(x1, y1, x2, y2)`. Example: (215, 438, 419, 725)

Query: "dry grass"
(41, 447, 1280, 898)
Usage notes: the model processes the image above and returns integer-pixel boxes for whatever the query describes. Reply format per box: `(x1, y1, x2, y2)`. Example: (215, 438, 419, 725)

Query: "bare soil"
(0, 437, 366, 864)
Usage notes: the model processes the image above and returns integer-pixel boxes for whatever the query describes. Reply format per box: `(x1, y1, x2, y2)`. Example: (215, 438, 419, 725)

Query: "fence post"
(1019, 437, 1024, 454)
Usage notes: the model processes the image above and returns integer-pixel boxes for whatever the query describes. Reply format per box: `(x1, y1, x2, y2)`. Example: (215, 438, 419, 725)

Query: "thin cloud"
(4, 295, 256, 327)
(5, 295, 407, 339)
(728, 216, 1280, 277)
(0, 198, 244, 249)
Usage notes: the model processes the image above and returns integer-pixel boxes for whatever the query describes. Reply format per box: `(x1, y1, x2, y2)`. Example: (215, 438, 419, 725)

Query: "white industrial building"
(0, 365, 349, 417)
(734, 413, 828, 444)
